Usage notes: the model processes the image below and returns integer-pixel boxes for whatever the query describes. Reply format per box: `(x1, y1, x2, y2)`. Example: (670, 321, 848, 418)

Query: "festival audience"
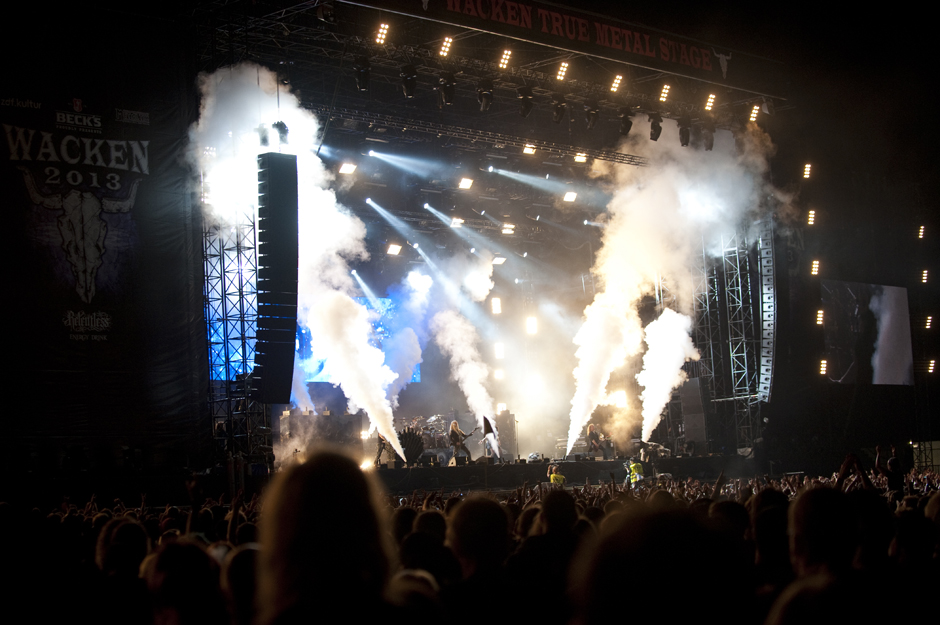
(1, 448, 937, 625)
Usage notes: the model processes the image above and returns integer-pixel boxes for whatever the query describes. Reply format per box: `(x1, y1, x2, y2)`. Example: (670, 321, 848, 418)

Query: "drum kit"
(394, 415, 452, 465)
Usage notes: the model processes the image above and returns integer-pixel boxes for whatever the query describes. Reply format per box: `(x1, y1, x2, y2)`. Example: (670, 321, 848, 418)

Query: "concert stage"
(373, 454, 756, 495)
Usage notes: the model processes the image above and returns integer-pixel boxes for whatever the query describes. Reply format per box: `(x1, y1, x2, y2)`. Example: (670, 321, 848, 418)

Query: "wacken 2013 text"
(3, 124, 149, 175)
(444, 0, 713, 72)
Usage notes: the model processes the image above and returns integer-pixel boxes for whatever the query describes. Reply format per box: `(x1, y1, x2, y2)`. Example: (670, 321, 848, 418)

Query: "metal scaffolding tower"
(720, 228, 762, 454)
(203, 209, 266, 461)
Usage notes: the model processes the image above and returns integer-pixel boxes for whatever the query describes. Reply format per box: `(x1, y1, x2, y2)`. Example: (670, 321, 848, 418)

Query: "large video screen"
(820, 280, 913, 385)
(296, 297, 421, 384)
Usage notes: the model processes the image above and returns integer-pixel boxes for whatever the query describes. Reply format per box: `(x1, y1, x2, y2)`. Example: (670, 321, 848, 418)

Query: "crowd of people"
(1, 447, 937, 625)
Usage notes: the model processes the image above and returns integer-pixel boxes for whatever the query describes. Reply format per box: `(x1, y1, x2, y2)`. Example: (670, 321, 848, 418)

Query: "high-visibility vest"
(630, 462, 643, 484)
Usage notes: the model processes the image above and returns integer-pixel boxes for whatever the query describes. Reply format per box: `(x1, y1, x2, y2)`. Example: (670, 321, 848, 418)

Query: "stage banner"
(340, 0, 784, 96)
(3, 8, 205, 470)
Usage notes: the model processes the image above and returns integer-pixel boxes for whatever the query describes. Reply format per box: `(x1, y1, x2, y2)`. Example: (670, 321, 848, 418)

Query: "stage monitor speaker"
(680, 378, 707, 455)
(252, 153, 298, 403)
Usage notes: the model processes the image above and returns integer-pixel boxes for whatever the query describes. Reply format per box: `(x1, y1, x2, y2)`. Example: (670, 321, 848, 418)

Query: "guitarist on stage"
(586, 423, 609, 460)
(449, 420, 474, 462)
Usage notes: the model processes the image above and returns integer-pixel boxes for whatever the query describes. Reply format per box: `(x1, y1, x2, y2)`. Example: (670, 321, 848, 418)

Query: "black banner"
(3, 7, 205, 476)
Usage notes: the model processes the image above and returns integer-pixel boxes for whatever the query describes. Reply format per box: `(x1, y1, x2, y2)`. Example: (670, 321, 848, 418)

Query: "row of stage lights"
(337, 150, 584, 203)
(356, 23, 769, 143)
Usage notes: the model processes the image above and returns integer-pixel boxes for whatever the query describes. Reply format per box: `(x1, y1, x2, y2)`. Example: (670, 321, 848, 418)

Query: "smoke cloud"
(566, 122, 775, 454)
(431, 309, 495, 425)
(190, 63, 404, 459)
(635, 308, 700, 440)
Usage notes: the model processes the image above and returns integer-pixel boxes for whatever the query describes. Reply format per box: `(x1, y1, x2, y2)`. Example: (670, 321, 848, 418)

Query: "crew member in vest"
(547, 463, 566, 487)
(628, 457, 644, 489)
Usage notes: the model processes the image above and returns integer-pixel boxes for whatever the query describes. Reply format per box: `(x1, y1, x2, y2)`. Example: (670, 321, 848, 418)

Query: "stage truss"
(689, 218, 776, 455)
(203, 209, 268, 461)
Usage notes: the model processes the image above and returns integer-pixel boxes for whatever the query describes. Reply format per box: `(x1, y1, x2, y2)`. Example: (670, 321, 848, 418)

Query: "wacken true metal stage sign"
(340, 0, 785, 97)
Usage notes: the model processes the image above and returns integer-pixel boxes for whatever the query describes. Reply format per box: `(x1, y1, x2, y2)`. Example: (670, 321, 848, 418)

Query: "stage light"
(353, 56, 371, 91)
(811, 260, 819, 275)
(492, 256, 507, 264)
(496, 402, 507, 414)
(574, 153, 587, 163)
(477, 78, 494, 111)
(923, 270, 929, 283)
(438, 73, 456, 105)
(926, 316, 932, 329)
(491, 297, 502, 314)
(273, 121, 288, 143)
(424, 203, 431, 209)
(807, 210, 815, 225)
(705, 93, 716, 111)
(316, 2, 336, 23)
(351, 269, 357, 275)
(459, 177, 473, 189)
(564, 191, 577, 202)
(803, 163, 812, 178)
(360, 430, 370, 440)
(451, 217, 464, 227)
(584, 101, 599, 130)
(750, 104, 760, 122)
(339, 163, 357, 174)
(929, 360, 936, 373)
(556, 61, 568, 80)
(526, 316, 538, 334)
(413, 242, 419, 249)
(610, 74, 622, 92)
(518, 86, 533, 117)
(612, 390, 627, 408)
(376, 23, 389, 44)
(618, 108, 633, 136)
(387, 244, 402, 255)
(659, 84, 670, 102)
(584, 220, 588, 225)
(439, 36, 452, 56)
(495, 342, 505, 359)
(552, 94, 567, 123)
(499, 49, 512, 69)
(816, 310, 824, 325)
(368, 150, 375, 156)
(400, 64, 417, 98)
(703, 118, 715, 151)
(494, 369, 505, 380)
(360, 460, 373, 471)
(523, 144, 536, 155)
(678, 115, 691, 147)
(501, 227, 514, 235)
(918, 225, 925, 238)
(649, 112, 663, 141)
(819, 360, 827, 375)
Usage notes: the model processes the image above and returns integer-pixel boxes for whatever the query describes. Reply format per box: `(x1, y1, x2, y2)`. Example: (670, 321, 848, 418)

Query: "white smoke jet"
(566, 122, 774, 455)
(635, 308, 700, 441)
(565, 292, 644, 453)
(431, 309, 496, 430)
(384, 271, 433, 406)
(190, 63, 404, 459)
(291, 354, 315, 414)
(307, 290, 405, 457)
(384, 328, 422, 407)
